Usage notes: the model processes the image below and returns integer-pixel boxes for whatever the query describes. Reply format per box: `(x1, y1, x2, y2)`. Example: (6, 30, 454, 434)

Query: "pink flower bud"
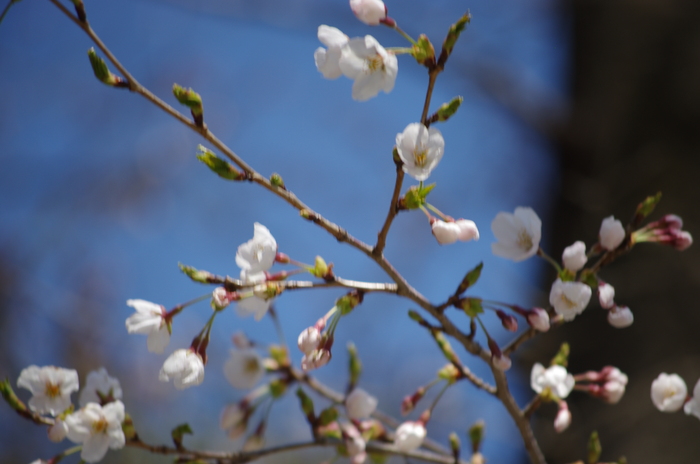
(48, 418, 68, 443)
(394, 421, 427, 452)
(297, 327, 322, 355)
(597, 282, 615, 309)
(554, 401, 571, 433)
(345, 388, 378, 420)
(431, 219, 479, 245)
(301, 349, 331, 371)
(496, 310, 518, 332)
(349, 0, 387, 26)
(488, 338, 511, 371)
(669, 230, 693, 251)
(599, 216, 625, 251)
(607, 305, 634, 328)
(212, 287, 231, 310)
(526, 308, 550, 332)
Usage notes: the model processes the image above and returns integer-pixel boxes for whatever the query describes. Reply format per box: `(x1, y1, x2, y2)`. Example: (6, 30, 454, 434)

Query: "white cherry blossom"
(315, 25, 349, 80)
(530, 363, 575, 399)
(125, 299, 170, 354)
(298, 327, 322, 355)
(339, 35, 398, 101)
(431, 219, 479, 245)
(554, 402, 571, 433)
(159, 349, 205, 390)
(220, 403, 247, 440)
(562, 241, 587, 272)
(64, 401, 125, 463)
(601, 368, 628, 404)
(396, 123, 444, 181)
(344, 423, 367, 464)
(683, 379, 700, 420)
(491, 207, 542, 262)
(345, 388, 378, 419)
(599, 216, 625, 251)
(549, 279, 592, 321)
(651, 373, 687, 412)
(236, 270, 273, 321)
(17, 365, 79, 416)
(394, 421, 426, 452)
(79, 368, 122, 407)
(236, 223, 277, 273)
(607, 305, 634, 328)
(301, 349, 331, 371)
(527, 308, 550, 332)
(223, 349, 264, 390)
(350, 0, 386, 25)
(48, 417, 68, 442)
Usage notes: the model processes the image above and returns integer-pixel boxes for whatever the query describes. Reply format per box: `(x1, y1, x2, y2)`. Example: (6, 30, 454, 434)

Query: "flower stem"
(392, 24, 417, 45)
(536, 247, 562, 273)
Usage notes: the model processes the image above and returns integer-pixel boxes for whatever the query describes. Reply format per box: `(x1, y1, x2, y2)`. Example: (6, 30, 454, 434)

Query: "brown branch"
(374, 161, 405, 256)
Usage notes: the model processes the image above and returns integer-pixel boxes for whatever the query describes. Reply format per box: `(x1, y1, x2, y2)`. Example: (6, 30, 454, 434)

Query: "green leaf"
(318, 406, 338, 426)
(178, 263, 214, 284)
(551, 342, 570, 368)
(440, 13, 471, 63)
(587, 430, 602, 464)
(268, 378, 287, 398)
(296, 388, 315, 421)
(634, 192, 662, 224)
(171, 423, 193, 449)
(434, 96, 463, 122)
(411, 34, 435, 66)
(347, 342, 362, 390)
(172, 84, 203, 115)
(196, 145, 245, 180)
(455, 262, 483, 295)
(460, 297, 483, 318)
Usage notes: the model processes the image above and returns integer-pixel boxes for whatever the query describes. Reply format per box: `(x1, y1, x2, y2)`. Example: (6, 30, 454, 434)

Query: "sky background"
(0, 1, 567, 462)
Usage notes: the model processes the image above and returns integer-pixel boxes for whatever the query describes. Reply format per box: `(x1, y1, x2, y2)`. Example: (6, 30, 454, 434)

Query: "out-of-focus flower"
(431, 219, 479, 245)
(349, 0, 386, 25)
(651, 373, 687, 412)
(607, 305, 634, 328)
(159, 349, 205, 390)
(562, 241, 587, 272)
(315, 25, 349, 79)
(79, 368, 122, 407)
(683, 379, 700, 420)
(223, 349, 264, 390)
(549, 279, 592, 321)
(345, 388, 378, 420)
(394, 421, 426, 452)
(553, 401, 571, 433)
(17, 366, 79, 416)
(530, 363, 575, 399)
(491, 207, 542, 262)
(395, 123, 444, 181)
(220, 403, 249, 440)
(298, 327, 322, 355)
(339, 35, 398, 101)
(599, 216, 625, 251)
(344, 423, 367, 464)
(236, 271, 273, 321)
(301, 349, 331, 371)
(64, 401, 125, 463)
(48, 417, 68, 443)
(125, 299, 170, 354)
(236, 223, 277, 273)
(597, 282, 615, 309)
(526, 308, 550, 332)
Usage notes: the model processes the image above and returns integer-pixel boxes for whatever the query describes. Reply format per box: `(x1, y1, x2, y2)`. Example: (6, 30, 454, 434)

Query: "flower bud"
(298, 327, 322, 355)
(597, 282, 615, 309)
(48, 418, 68, 443)
(345, 388, 378, 420)
(394, 421, 427, 452)
(562, 241, 587, 272)
(607, 305, 634, 328)
(526, 308, 550, 332)
(651, 373, 687, 412)
(211, 287, 230, 311)
(301, 349, 331, 371)
(496, 310, 518, 332)
(401, 387, 426, 416)
(599, 216, 625, 251)
(554, 401, 571, 433)
(349, 0, 387, 25)
(488, 338, 511, 371)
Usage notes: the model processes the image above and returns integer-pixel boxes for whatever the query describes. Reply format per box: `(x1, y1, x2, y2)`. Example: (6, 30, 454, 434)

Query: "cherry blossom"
(17, 365, 79, 416)
(125, 299, 170, 354)
(395, 123, 444, 181)
(159, 349, 205, 390)
(236, 223, 277, 273)
(597, 282, 615, 309)
(339, 35, 398, 101)
(349, 0, 386, 25)
(64, 401, 125, 463)
(297, 327, 322, 355)
(79, 368, 122, 407)
(394, 421, 426, 452)
(301, 349, 331, 371)
(562, 241, 587, 272)
(599, 216, 625, 251)
(315, 25, 349, 80)
(530, 363, 575, 399)
(343, 423, 367, 464)
(223, 349, 264, 390)
(549, 279, 592, 321)
(491, 207, 542, 262)
(601, 369, 628, 404)
(431, 219, 479, 245)
(607, 305, 634, 328)
(48, 417, 68, 443)
(236, 271, 273, 321)
(220, 403, 248, 440)
(683, 379, 700, 420)
(526, 308, 550, 332)
(651, 373, 687, 412)
(345, 388, 378, 419)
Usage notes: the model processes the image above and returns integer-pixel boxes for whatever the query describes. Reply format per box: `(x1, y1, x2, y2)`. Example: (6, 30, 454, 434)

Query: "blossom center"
(244, 357, 260, 374)
(558, 293, 577, 309)
(413, 147, 428, 167)
(92, 417, 109, 434)
(516, 229, 533, 251)
(366, 55, 384, 73)
(44, 382, 61, 398)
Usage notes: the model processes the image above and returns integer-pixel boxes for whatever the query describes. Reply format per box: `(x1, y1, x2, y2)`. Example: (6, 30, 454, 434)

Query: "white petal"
(81, 434, 111, 463)
(146, 325, 171, 354)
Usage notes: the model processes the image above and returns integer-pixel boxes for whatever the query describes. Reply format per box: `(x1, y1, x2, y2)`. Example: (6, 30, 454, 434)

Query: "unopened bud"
(607, 305, 634, 328)
(468, 420, 485, 453)
(434, 96, 463, 122)
(87, 48, 126, 87)
(411, 34, 435, 67)
(554, 401, 571, 433)
(496, 310, 518, 332)
(270, 173, 285, 189)
(196, 145, 246, 180)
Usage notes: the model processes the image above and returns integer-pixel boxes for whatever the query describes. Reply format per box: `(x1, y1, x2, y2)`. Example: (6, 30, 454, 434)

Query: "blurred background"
(0, 0, 698, 463)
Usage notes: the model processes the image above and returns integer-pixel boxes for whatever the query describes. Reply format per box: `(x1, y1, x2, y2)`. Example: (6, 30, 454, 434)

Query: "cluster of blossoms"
(651, 373, 700, 420)
(17, 366, 125, 463)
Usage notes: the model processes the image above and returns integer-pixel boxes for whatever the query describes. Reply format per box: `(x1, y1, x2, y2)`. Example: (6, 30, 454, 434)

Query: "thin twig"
(374, 161, 405, 256)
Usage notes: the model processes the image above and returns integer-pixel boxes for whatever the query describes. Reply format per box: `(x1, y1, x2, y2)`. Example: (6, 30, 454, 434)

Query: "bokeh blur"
(0, 0, 698, 463)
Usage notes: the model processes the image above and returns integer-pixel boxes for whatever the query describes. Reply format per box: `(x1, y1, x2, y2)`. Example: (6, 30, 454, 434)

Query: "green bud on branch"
(411, 34, 436, 67)
(459, 297, 483, 318)
(171, 423, 193, 450)
(70, 0, 86, 22)
(587, 430, 602, 464)
(196, 145, 246, 180)
(173, 83, 204, 127)
(469, 419, 485, 454)
(347, 342, 362, 390)
(439, 12, 471, 67)
(551, 342, 570, 368)
(633, 191, 662, 226)
(431, 96, 463, 123)
(87, 48, 127, 87)
(178, 263, 215, 284)
(454, 262, 483, 296)
(270, 173, 285, 189)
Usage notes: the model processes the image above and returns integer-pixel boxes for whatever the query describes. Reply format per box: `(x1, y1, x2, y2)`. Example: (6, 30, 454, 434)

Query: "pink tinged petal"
(598, 283, 615, 309)
(125, 312, 162, 334)
(220, 404, 245, 430)
(651, 373, 687, 412)
(455, 219, 479, 241)
(599, 216, 625, 251)
(147, 325, 171, 354)
(562, 241, 587, 272)
(81, 433, 111, 463)
(315, 48, 343, 80)
(350, 0, 387, 25)
(607, 306, 634, 328)
(48, 418, 68, 443)
(554, 403, 571, 433)
(432, 221, 461, 245)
